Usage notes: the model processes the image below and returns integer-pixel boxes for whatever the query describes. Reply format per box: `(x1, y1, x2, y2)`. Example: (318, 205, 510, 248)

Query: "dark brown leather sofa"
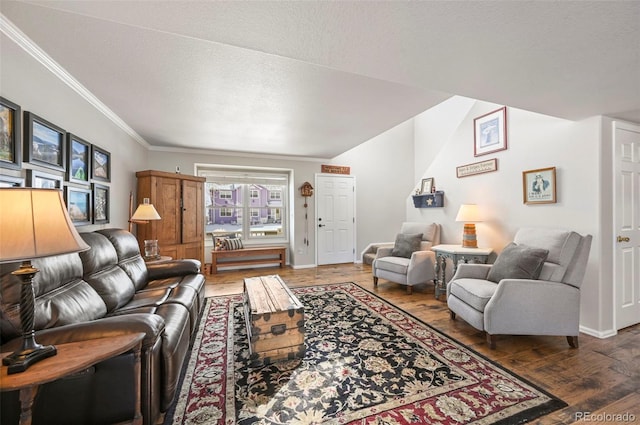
(0, 228, 205, 425)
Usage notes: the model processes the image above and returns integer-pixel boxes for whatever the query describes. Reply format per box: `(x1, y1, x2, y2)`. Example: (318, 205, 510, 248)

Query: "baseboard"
(291, 263, 317, 270)
(579, 325, 617, 339)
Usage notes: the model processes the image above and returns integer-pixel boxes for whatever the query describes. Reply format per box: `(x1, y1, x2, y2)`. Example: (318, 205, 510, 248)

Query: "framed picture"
(65, 186, 92, 226)
(24, 112, 66, 172)
(92, 183, 110, 224)
(0, 97, 22, 170)
(27, 169, 63, 189)
(91, 145, 111, 182)
(0, 173, 25, 187)
(420, 177, 434, 194)
(474, 107, 507, 157)
(523, 166, 557, 204)
(67, 134, 91, 185)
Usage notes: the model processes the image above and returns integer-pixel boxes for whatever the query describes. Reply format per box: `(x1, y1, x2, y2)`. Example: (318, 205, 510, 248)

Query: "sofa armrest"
(2, 313, 165, 352)
(484, 279, 580, 335)
(451, 263, 492, 280)
(147, 259, 201, 280)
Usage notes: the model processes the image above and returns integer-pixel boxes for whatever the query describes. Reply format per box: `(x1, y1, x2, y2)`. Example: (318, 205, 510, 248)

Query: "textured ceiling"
(1, 1, 639, 158)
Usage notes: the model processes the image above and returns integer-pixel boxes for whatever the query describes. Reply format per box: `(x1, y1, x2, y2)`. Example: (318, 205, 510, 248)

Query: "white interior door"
(316, 174, 355, 265)
(614, 121, 640, 330)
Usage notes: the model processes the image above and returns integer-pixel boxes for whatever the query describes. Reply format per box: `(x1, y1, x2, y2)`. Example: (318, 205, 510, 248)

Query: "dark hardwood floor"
(205, 263, 640, 424)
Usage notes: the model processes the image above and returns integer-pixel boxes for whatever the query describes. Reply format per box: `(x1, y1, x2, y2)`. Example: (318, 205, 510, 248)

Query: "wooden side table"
(432, 244, 493, 300)
(1, 333, 145, 425)
(144, 255, 172, 264)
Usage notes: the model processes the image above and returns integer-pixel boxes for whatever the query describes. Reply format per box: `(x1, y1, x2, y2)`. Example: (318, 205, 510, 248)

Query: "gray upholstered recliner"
(447, 227, 592, 349)
(372, 222, 441, 294)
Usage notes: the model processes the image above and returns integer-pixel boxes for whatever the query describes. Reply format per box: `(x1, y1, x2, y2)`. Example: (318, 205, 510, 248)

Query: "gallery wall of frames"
(0, 96, 111, 226)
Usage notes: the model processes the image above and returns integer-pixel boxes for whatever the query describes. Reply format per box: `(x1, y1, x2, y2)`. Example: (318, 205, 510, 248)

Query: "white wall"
(408, 96, 609, 335)
(1, 32, 147, 231)
(330, 119, 415, 256)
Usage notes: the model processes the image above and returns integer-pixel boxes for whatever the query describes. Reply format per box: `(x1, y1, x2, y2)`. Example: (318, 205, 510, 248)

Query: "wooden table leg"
(19, 385, 38, 425)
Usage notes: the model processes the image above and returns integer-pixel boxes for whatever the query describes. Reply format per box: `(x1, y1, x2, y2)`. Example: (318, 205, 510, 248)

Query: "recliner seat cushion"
(487, 243, 549, 283)
(375, 256, 411, 274)
(449, 278, 498, 311)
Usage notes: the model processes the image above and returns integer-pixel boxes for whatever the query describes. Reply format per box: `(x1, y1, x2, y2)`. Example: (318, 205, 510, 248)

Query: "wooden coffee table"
(243, 275, 305, 367)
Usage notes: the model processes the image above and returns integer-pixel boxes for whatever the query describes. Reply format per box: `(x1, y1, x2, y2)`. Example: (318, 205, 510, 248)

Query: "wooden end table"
(432, 244, 493, 300)
(1, 333, 145, 425)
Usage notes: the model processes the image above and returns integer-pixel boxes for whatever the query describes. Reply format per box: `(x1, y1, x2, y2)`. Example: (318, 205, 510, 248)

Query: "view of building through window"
(198, 166, 289, 242)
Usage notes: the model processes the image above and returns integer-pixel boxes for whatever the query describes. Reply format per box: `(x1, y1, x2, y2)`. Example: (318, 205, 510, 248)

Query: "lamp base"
(461, 223, 478, 248)
(2, 344, 57, 374)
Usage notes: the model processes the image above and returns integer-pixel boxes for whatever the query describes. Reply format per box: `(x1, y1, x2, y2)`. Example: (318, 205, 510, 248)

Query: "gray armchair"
(372, 222, 441, 294)
(447, 227, 592, 348)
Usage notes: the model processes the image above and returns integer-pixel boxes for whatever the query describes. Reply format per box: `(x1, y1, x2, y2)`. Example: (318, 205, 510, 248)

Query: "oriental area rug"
(167, 282, 566, 424)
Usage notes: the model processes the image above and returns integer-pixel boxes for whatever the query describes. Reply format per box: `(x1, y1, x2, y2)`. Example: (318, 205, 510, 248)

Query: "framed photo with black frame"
(474, 107, 507, 157)
(67, 133, 91, 186)
(27, 169, 64, 190)
(92, 183, 110, 224)
(91, 145, 111, 182)
(0, 97, 22, 170)
(65, 186, 92, 226)
(24, 112, 66, 172)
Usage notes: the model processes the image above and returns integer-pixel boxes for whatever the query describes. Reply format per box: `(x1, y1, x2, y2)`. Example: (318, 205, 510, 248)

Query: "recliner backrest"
(98, 228, 149, 291)
(79, 232, 136, 312)
(514, 227, 589, 284)
(400, 222, 440, 251)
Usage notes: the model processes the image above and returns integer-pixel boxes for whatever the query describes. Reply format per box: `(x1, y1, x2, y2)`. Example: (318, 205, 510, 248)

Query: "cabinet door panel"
(156, 177, 181, 245)
(182, 179, 203, 244)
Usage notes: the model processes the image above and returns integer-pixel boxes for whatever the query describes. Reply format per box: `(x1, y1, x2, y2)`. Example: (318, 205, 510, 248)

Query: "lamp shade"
(130, 198, 161, 221)
(455, 204, 481, 222)
(0, 188, 90, 263)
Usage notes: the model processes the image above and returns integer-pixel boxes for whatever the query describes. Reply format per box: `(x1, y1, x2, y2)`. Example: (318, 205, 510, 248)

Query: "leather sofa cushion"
(449, 278, 498, 312)
(1, 255, 106, 341)
(80, 233, 137, 312)
(98, 229, 149, 291)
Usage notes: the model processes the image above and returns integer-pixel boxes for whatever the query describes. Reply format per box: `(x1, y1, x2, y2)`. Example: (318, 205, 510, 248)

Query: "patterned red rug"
(168, 282, 566, 424)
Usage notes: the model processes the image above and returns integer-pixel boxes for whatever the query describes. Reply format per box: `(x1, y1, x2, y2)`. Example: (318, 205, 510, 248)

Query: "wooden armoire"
(135, 170, 205, 264)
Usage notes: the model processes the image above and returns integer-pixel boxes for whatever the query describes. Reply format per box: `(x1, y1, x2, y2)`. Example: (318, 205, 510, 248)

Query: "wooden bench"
(210, 246, 286, 274)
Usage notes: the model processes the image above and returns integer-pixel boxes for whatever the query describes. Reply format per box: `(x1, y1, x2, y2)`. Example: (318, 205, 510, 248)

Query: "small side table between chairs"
(431, 244, 493, 300)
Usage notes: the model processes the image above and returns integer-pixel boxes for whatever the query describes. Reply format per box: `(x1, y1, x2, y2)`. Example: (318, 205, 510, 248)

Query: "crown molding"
(148, 145, 327, 163)
(0, 14, 150, 148)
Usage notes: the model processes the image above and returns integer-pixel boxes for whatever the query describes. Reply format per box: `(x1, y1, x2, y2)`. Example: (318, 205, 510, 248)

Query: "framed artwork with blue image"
(67, 133, 91, 186)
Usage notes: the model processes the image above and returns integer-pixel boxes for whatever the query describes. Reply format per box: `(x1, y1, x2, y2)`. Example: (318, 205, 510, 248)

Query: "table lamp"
(455, 204, 481, 248)
(0, 188, 90, 374)
(129, 197, 161, 259)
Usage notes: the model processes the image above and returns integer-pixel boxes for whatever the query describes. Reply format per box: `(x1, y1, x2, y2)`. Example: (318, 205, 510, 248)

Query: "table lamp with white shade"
(0, 188, 90, 374)
(455, 204, 482, 248)
(129, 197, 161, 259)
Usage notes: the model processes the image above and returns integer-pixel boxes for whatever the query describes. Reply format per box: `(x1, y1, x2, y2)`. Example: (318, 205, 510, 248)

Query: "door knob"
(617, 236, 630, 242)
(318, 224, 325, 228)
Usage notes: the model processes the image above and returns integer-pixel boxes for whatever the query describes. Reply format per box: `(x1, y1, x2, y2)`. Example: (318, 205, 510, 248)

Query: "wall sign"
(457, 158, 498, 178)
(321, 165, 350, 175)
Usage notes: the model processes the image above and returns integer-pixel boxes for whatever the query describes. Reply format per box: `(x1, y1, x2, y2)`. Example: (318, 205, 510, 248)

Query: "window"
(197, 165, 290, 242)
(270, 191, 282, 201)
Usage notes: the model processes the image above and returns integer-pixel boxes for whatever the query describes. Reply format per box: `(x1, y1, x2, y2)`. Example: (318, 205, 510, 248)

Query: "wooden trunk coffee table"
(243, 275, 305, 367)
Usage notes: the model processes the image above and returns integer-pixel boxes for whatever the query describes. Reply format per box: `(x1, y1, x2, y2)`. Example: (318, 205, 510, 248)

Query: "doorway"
(613, 121, 640, 330)
(315, 174, 356, 265)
